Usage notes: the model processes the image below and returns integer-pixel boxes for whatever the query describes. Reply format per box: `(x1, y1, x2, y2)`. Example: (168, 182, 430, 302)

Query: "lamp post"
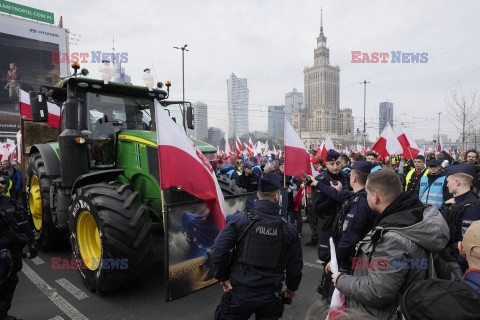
(437, 112, 441, 146)
(174, 44, 189, 129)
(360, 80, 370, 148)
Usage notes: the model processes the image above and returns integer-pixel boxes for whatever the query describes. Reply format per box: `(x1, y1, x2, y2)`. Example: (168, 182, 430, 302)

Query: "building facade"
(284, 88, 304, 123)
(292, 10, 353, 148)
(227, 73, 249, 139)
(112, 62, 131, 84)
(267, 105, 285, 138)
(208, 127, 224, 147)
(379, 102, 394, 135)
(187, 101, 208, 141)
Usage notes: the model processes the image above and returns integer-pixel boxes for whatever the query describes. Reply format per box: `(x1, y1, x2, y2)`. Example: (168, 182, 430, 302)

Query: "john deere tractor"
(25, 63, 236, 294)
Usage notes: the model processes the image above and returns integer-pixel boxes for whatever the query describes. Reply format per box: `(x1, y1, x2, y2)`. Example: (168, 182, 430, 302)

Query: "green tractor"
(25, 64, 235, 294)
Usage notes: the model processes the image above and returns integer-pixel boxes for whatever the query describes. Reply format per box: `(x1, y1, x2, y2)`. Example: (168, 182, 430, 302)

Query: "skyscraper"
(267, 105, 285, 138)
(187, 101, 208, 141)
(291, 8, 353, 147)
(379, 102, 394, 135)
(284, 88, 304, 122)
(112, 62, 131, 84)
(227, 73, 249, 139)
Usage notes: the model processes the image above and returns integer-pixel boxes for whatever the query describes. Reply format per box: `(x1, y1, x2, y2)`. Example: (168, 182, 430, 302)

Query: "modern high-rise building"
(284, 88, 304, 123)
(379, 102, 394, 135)
(112, 62, 131, 84)
(187, 101, 208, 141)
(291, 9, 353, 147)
(227, 73, 249, 139)
(208, 127, 224, 146)
(267, 105, 285, 138)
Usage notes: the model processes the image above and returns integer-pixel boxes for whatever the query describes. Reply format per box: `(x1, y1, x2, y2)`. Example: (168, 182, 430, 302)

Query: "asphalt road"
(10, 224, 326, 320)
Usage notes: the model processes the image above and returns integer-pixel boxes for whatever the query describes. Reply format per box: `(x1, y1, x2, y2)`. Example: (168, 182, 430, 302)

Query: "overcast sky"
(17, 0, 480, 142)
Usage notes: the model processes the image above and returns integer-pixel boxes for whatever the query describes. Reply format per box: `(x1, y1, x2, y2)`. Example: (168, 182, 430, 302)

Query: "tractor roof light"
(72, 62, 80, 70)
(75, 137, 86, 144)
(165, 81, 171, 87)
(142, 68, 154, 91)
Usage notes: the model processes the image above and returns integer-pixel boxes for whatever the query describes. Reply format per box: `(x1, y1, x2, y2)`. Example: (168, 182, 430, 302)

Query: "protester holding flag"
(212, 175, 303, 320)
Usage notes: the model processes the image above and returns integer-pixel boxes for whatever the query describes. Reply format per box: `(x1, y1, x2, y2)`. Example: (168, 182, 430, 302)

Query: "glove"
(28, 244, 39, 259)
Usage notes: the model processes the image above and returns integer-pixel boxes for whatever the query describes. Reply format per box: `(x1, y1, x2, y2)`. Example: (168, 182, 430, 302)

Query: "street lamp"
(174, 44, 189, 129)
(360, 80, 370, 148)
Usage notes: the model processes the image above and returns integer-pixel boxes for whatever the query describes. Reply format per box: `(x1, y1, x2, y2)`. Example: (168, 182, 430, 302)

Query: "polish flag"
(284, 119, 317, 178)
(20, 89, 61, 129)
(235, 136, 243, 156)
(315, 142, 325, 157)
(224, 133, 232, 156)
(246, 138, 254, 157)
(437, 137, 443, 152)
(320, 135, 335, 160)
(154, 100, 227, 231)
(394, 125, 420, 159)
(372, 123, 403, 160)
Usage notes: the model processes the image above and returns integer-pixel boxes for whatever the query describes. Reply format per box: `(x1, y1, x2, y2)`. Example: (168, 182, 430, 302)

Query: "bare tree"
(445, 87, 478, 152)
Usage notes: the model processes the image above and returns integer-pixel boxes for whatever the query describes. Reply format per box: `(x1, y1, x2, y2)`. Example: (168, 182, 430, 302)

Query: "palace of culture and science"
(292, 9, 354, 147)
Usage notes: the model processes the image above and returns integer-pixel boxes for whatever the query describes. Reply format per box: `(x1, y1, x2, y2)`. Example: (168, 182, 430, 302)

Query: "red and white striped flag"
(284, 119, 317, 178)
(394, 125, 420, 159)
(372, 123, 403, 160)
(437, 137, 443, 152)
(154, 100, 227, 231)
(225, 133, 232, 156)
(247, 138, 254, 157)
(235, 136, 242, 156)
(20, 89, 61, 129)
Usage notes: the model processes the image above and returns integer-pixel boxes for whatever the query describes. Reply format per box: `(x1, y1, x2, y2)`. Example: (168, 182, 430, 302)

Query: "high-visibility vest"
(419, 175, 446, 210)
(405, 168, 428, 191)
(371, 164, 383, 173)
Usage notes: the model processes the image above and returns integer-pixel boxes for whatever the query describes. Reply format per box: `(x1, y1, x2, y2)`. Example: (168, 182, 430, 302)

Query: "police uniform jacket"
(211, 200, 303, 291)
(311, 170, 350, 222)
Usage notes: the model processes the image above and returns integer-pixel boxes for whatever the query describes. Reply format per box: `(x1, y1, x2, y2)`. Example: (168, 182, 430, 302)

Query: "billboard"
(0, 13, 68, 135)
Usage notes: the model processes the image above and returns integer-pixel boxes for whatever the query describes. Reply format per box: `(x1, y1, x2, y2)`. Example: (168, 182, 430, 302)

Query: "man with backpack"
(217, 157, 240, 186)
(331, 170, 450, 319)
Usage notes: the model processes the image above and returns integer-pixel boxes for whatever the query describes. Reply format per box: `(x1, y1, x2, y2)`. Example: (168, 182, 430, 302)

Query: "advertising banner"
(0, 13, 68, 134)
(0, 1, 54, 24)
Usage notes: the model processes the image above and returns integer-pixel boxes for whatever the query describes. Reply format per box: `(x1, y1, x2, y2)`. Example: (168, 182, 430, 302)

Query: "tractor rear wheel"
(26, 153, 66, 250)
(69, 181, 154, 293)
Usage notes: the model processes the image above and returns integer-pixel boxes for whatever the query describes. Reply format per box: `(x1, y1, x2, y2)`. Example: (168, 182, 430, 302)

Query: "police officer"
(418, 159, 452, 210)
(212, 175, 303, 320)
(309, 150, 350, 263)
(444, 163, 480, 273)
(0, 175, 37, 319)
(238, 161, 260, 193)
(250, 157, 263, 180)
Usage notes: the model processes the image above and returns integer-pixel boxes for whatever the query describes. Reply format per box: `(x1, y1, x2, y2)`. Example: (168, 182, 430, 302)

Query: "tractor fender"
(30, 144, 61, 177)
(71, 169, 125, 195)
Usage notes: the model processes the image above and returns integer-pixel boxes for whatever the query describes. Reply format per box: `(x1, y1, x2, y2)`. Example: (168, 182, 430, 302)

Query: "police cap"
(259, 174, 281, 192)
(326, 149, 340, 162)
(352, 160, 372, 173)
(427, 159, 442, 167)
(445, 163, 475, 177)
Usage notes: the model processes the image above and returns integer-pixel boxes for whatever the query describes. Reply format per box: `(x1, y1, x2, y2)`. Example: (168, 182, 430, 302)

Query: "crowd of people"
(211, 148, 480, 319)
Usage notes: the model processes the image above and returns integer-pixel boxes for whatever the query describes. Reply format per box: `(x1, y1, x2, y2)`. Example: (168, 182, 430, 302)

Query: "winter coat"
(335, 193, 450, 320)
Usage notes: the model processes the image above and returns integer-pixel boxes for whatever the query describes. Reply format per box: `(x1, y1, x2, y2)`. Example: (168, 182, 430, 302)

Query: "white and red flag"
(154, 100, 227, 231)
(246, 138, 254, 157)
(224, 133, 232, 156)
(19, 89, 61, 129)
(437, 137, 443, 152)
(319, 135, 335, 160)
(284, 119, 317, 178)
(235, 136, 242, 156)
(394, 125, 420, 159)
(372, 124, 403, 160)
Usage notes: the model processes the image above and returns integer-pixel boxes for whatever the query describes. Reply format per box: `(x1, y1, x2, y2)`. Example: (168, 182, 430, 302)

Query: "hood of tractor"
(117, 130, 217, 154)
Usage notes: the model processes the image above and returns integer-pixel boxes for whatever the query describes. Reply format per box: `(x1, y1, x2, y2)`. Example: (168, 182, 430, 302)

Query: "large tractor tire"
(216, 174, 243, 196)
(69, 181, 154, 294)
(26, 153, 66, 250)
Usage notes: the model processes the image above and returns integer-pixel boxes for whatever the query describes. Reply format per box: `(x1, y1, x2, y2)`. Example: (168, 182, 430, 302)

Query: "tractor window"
(85, 92, 154, 168)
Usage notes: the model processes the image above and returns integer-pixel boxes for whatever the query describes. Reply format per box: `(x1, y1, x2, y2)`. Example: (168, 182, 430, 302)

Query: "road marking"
(56, 278, 89, 300)
(21, 264, 89, 320)
(304, 262, 323, 270)
(48, 317, 65, 320)
(30, 256, 45, 265)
